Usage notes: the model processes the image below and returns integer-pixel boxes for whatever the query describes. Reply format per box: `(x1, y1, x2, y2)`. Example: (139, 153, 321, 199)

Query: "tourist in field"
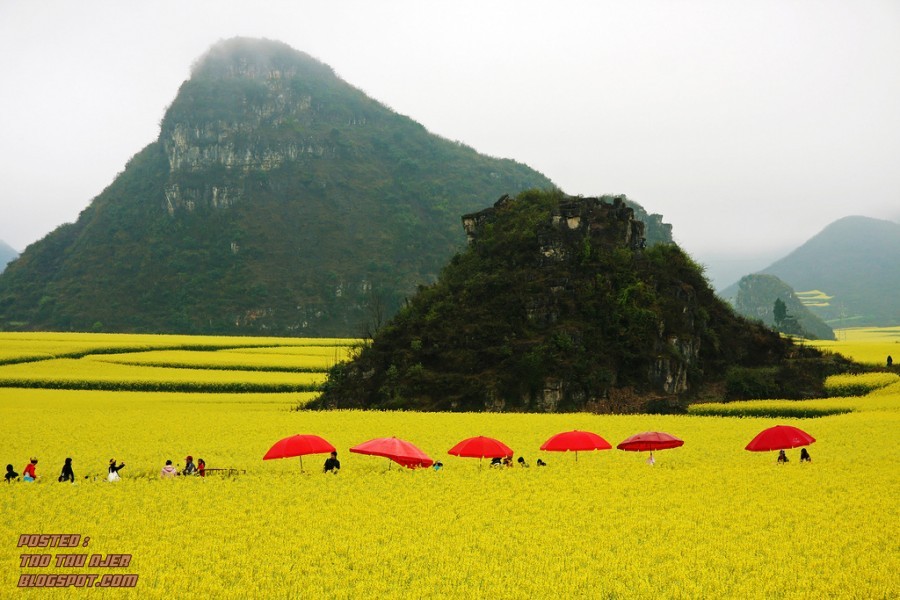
(800, 448, 811, 462)
(197, 458, 206, 477)
(777, 450, 789, 463)
(160, 460, 179, 478)
(183, 455, 197, 476)
(58, 457, 75, 483)
(517, 456, 529, 467)
(108, 459, 125, 481)
(490, 457, 502, 467)
(22, 458, 38, 482)
(647, 453, 656, 466)
(536, 458, 547, 467)
(5, 464, 18, 483)
(323, 451, 340, 474)
(888, 355, 893, 368)
(432, 461, 443, 471)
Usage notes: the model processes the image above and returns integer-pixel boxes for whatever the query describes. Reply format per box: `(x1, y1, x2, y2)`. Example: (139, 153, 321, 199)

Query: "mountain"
(0, 38, 560, 335)
(720, 216, 900, 327)
(731, 274, 835, 340)
(314, 191, 845, 413)
(0, 241, 17, 273)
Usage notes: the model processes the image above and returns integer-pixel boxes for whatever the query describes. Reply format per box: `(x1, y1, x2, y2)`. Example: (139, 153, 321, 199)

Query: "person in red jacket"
(22, 458, 38, 482)
(197, 458, 206, 477)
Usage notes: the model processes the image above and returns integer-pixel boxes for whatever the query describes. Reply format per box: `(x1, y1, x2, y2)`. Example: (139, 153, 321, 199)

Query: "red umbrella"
(350, 437, 434, 469)
(745, 425, 815, 452)
(617, 432, 684, 451)
(263, 434, 336, 472)
(540, 430, 612, 461)
(448, 436, 514, 460)
(617, 432, 683, 464)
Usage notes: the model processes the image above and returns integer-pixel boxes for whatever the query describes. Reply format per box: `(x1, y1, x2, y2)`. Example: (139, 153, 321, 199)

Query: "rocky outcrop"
(314, 189, 813, 413)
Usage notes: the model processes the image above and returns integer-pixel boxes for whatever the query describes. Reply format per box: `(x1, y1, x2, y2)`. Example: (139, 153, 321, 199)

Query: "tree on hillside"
(773, 298, 787, 326)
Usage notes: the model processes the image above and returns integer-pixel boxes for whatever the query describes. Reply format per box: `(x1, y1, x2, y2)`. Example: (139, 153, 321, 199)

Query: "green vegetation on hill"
(315, 190, 847, 413)
(0, 38, 558, 336)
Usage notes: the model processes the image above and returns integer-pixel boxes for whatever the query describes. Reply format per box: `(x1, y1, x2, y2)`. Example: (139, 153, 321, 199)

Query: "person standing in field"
(323, 451, 340, 474)
(58, 457, 75, 483)
(108, 459, 125, 481)
(22, 458, 38, 482)
(5, 464, 19, 482)
(888, 355, 893, 368)
(160, 460, 179, 478)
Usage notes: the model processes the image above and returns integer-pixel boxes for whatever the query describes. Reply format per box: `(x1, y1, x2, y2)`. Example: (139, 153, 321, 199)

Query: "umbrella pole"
(575, 451, 578, 463)
(299, 456, 304, 473)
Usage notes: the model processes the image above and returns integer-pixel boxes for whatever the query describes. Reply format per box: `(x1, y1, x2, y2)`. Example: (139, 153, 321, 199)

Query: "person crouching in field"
(160, 460, 179, 478)
(108, 459, 125, 481)
(5, 464, 18, 483)
(58, 458, 75, 483)
(800, 448, 811, 462)
(777, 450, 789, 464)
(323, 451, 340, 474)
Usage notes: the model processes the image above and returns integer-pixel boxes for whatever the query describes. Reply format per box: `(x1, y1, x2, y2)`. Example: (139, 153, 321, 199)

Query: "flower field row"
(824, 372, 899, 397)
(90, 349, 353, 372)
(0, 358, 326, 392)
(0, 332, 358, 364)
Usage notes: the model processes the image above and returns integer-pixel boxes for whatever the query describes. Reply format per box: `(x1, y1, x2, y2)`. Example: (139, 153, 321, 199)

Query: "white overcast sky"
(1, 0, 898, 286)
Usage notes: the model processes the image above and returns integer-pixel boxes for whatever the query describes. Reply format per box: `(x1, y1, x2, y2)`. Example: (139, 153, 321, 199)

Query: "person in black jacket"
(5, 464, 18, 483)
(323, 451, 340, 474)
(58, 458, 75, 482)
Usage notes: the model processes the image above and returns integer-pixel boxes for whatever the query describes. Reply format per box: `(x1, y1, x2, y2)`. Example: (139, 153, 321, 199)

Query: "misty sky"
(1, 1, 898, 287)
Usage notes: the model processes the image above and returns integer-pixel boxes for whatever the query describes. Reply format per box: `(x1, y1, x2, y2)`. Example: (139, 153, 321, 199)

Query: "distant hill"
(314, 191, 845, 413)
(0, 241, 17, 273)
(731, 274, 835, 340)
(0, 38, 563, 335)
(721, 216, 900, 327)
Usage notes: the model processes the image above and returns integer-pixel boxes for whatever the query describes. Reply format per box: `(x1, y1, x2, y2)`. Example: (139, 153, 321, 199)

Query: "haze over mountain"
(731, 274, 835, 340)
(0, 241, 18, 273)
(721, 216, 900, 327)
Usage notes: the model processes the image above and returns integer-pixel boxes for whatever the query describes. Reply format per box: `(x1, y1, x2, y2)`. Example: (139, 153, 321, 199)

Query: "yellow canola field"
(0, 359, 325, 391)
(2, 387, 898, 599)
(809, 326, 900, 366)
(90, 349, 351, 372)
(0, 332, 356, 363)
